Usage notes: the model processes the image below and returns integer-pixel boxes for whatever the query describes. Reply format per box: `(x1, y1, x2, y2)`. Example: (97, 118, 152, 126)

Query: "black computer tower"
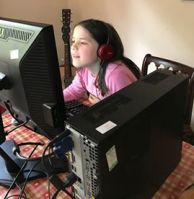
(66, 69, 188, 199)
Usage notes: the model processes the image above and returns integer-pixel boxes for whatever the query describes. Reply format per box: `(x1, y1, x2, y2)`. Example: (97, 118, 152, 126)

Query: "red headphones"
(97, 44, 114, 61)
(97, 23, 114, 61)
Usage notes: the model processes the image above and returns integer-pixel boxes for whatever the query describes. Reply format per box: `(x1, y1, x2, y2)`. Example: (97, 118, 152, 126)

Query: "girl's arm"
(63, 69, 87, 101)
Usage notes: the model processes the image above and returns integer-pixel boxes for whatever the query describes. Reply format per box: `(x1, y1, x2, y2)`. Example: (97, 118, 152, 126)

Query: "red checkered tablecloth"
(1, 113, 194, 199)
(153, 142, 194, 199)
(0, 113, 71, 199)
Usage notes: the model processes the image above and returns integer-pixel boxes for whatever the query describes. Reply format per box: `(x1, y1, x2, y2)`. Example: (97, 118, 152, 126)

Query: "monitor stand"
(0, 140, 68, 188)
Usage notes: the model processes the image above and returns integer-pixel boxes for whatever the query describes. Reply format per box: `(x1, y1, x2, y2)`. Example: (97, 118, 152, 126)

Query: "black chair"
(122, 57, 141, 79)
(142, 54, 194, 145)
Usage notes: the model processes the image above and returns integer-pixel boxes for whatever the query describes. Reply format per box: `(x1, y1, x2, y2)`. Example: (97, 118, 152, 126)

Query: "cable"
(53, 135, 74, 158)
(5, 119, 29, 135)
(51, 173, 76, 199)
(41, 130, 70, 172)
(41, 130, 77, 198)
(4, 101, 21, 123)
(5, 182, 28, 199)
(18, 158, 43, 199)
(3, 123, 12, 128)
(3, 101, 34, 132)
(13, 141, 45, 160)
(4, 144, 40, 199)
(8, 141, 46, 199)
(0, 181, 27, 199)
(15, 182, 28, 199)
(5, 195, 27, 199)
(47, 175, 52, 199)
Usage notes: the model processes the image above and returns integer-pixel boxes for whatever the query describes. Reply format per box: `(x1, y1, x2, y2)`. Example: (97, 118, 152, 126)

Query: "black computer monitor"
(0, 17, 65, 139)
(0, 17, 66, 187)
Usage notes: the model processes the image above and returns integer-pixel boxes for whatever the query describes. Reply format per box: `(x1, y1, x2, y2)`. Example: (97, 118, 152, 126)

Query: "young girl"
(63, 19, 140, 105)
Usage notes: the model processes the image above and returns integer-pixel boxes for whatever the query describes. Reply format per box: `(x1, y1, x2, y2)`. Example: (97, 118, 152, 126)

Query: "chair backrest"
(142, 54, 194, 127)
(122, 57, 141, 80)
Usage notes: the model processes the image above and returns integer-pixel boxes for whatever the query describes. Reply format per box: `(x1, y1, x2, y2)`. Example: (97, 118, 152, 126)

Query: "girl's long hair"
(76, 19, 140, 96)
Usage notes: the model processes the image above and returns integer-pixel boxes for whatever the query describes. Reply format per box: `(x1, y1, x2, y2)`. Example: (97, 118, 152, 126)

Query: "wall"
(68, 0, 194, 68)
(1, 0, 194, 67)
(1, 0, 194, 125)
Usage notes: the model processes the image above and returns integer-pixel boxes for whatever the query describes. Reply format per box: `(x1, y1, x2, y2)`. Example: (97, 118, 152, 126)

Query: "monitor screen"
(0, 17, 65, 139)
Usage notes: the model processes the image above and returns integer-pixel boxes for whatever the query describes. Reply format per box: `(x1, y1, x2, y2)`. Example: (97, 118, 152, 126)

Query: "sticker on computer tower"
(106, 145, 118, 171)
(95, 121, 117, 134)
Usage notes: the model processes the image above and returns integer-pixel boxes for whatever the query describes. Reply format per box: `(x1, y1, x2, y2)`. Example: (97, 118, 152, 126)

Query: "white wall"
(68, 0, 194, 68)
(1, 0, 194, 127)
(1, 0, 194, 68)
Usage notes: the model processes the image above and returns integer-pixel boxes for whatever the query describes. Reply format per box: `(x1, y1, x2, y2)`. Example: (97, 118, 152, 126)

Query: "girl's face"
(71, 25, 99, 68)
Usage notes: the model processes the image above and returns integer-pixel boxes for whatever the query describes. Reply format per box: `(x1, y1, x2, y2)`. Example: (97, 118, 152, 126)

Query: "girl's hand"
(88, 94, 100, 105)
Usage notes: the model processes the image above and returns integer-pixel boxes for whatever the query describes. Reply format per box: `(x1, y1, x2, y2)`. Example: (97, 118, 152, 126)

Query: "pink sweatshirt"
(63, 61, 137, 101)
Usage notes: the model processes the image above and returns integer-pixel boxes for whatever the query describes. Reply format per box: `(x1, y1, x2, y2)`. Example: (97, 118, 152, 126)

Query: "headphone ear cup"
(97, 44, 114, 61)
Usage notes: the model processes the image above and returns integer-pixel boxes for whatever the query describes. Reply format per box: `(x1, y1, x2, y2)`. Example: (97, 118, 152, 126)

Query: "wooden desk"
(1, 113, 194, 198)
